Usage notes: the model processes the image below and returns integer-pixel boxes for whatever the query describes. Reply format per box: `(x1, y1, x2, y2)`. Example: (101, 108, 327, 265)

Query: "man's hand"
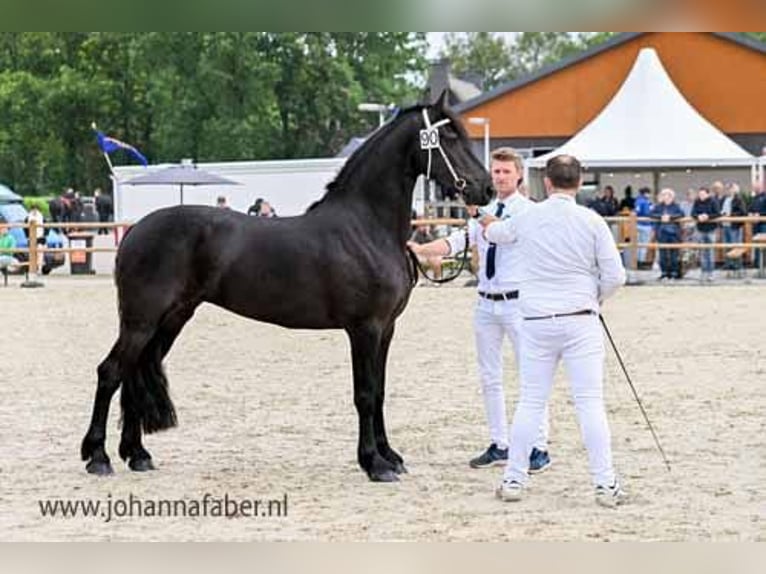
(478, 214, 499, 229)
(406, 241, 425, 254)
(661, 214, 670, 223)
(465, 205, 479, 218)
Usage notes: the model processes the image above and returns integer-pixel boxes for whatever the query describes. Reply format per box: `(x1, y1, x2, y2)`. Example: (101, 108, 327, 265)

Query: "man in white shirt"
(408, 147, 550, 472)
(481, 154, 627, 508)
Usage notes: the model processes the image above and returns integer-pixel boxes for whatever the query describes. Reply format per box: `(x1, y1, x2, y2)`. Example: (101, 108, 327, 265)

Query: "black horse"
(80, 95, 493, 482)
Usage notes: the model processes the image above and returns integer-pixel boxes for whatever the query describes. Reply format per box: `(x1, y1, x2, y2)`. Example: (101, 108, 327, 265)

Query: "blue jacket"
(650, 203, 684, 241)
(635, 194, 653, 228)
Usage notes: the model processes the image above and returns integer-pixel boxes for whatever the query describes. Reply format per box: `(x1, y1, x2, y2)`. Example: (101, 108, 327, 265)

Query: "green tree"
(512, 32, 589, 73)
(743, 32, 766, 43)
(0, 32, 428, 197)
(442, 32, 518, 90)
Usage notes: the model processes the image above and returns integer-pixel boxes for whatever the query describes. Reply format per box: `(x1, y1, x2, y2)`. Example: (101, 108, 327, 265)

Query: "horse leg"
(80, 345, 123, 475)
(119, 304, 195, 472)
(81, 323, 164, 474)
(348, 323, 399, 482)
(373, 322, 406, 474)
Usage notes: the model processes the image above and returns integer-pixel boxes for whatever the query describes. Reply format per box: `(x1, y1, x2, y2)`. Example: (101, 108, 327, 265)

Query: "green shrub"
(23, 197, 51, 219)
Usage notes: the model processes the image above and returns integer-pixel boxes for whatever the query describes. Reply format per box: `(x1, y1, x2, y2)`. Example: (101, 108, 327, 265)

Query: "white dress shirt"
(445, 192, 533, 293)
(485, 193, 626, 316)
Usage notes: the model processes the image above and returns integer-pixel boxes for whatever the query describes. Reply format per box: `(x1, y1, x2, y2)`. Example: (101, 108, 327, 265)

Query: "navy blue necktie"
(485, 202, 505, 279)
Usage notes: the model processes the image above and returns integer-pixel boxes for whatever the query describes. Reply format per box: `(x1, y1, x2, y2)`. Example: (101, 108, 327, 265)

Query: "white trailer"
(113, 155, 430, 227)
(112, 158, 348, 222)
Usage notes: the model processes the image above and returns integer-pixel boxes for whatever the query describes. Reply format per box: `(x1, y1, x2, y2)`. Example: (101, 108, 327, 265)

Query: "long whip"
(600, 314, 672, 472)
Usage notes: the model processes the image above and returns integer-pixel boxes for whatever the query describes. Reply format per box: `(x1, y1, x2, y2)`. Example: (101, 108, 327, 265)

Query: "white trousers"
(474, 298, 549, 450)
(503, 314, 616, 488)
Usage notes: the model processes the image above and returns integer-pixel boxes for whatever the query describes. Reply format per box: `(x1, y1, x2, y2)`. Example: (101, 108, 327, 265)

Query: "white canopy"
(529, 47, 754, 169)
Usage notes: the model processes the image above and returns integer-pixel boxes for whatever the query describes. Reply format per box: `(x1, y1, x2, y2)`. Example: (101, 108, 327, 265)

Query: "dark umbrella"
(123, 164, 239, 205)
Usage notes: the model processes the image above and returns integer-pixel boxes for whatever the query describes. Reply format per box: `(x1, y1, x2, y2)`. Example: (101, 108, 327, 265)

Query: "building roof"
(454, 33, 766, 114)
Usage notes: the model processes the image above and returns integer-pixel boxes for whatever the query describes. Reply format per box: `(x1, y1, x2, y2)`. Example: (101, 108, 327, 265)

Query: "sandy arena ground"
(0, 276, 763, 541)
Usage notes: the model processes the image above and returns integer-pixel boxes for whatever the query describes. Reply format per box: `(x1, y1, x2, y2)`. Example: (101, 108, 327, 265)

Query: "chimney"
(429, 58, 451, 104)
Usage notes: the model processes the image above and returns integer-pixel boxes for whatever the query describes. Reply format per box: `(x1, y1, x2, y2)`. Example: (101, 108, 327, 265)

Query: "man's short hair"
(491, 147, 524, 173)
(545, 155, 582, 189)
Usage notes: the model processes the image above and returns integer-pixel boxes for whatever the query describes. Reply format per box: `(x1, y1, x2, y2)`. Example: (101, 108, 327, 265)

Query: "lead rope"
(407, 223, 471, 285)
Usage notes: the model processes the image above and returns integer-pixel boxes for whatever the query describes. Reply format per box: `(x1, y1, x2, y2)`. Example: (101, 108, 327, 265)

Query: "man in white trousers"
(408, 147, 551, 472)
(480, 154, 627, 507)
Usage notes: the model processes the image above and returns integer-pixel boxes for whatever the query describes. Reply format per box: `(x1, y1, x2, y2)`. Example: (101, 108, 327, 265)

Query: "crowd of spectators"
(584, 179, 766, 281)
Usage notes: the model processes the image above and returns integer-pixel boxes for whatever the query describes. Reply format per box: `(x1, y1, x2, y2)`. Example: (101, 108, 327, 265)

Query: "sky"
(426, 32, 520, 58)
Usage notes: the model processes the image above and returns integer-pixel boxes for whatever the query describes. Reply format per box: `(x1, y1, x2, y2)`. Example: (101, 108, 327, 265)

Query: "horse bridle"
(407, 109, 475, 286)
(420, 109, 467, 192)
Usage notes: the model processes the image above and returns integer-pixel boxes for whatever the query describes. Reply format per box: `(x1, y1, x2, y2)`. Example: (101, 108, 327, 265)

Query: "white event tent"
(527, 47, 758, 184)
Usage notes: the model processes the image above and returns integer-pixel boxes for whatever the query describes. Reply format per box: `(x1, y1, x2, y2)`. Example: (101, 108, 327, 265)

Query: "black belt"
(478, 290, 518, 301)
(524, 309, 597, 321)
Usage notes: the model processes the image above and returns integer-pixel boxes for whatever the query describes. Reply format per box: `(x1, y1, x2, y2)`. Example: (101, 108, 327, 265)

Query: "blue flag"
(95, 129, 148, 166)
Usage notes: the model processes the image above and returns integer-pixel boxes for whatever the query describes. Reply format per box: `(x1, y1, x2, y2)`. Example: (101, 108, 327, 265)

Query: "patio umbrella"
(0, 183, 23, 204)
(123, 164, 239, 205)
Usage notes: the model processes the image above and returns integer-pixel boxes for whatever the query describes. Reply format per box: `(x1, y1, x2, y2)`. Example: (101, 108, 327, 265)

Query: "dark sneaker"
(528, 447, 551, 474)
(469, 443, 508, 468)
(595, 480, 626, 508)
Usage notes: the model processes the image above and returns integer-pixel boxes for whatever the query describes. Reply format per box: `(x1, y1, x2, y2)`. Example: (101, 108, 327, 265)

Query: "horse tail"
(120, 327, 177, 434)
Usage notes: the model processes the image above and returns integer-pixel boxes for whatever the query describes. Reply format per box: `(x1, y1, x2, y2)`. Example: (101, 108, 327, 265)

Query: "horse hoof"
(129, 457, 155, 472)
(86, 460, 114, 476)
(369, 469, 400, 483)
(393, 462, 408, 474)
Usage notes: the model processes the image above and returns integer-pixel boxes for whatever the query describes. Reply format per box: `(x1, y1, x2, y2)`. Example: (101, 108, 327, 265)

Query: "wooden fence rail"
(1, 216, 766, 277)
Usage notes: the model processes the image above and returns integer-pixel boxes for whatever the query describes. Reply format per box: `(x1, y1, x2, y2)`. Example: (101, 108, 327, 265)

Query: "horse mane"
(308, 103, 465, 212)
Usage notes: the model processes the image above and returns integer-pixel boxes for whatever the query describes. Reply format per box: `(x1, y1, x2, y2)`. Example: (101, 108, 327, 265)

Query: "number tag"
(419, 128, 440, 150)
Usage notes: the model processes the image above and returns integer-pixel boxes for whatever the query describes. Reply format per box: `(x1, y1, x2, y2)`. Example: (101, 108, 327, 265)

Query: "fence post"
(20, 220, 44, 288)
(628, 212, 638, 271)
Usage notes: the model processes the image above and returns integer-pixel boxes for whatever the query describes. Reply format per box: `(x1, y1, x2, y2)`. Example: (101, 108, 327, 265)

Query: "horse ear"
(435, 89, 449, 110)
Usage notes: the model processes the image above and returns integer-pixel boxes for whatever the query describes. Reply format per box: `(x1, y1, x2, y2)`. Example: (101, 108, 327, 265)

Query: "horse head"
(417, 92, 494, 207)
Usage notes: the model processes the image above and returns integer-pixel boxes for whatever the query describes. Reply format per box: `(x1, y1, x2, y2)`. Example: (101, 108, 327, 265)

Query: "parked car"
(0, 184, 29, 263)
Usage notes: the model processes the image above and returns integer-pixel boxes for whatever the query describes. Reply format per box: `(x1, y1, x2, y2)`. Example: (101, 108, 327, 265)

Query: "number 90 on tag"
(419, 128, 440, 150)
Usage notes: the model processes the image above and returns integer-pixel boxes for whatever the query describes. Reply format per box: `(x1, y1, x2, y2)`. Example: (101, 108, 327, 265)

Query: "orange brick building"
(456, 33, 766, 158)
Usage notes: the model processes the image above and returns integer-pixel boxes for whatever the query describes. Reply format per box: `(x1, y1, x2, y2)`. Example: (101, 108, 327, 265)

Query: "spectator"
(81, 199, 99, 224)
(0, 224, 20, 272)
(678, 188, 698, 264)
(70, 191, 84, 223)
(710, 180, 725, 203)
(258, 200, 277, 217)
(42, 228, 66, 275)
(588, 185, 618, 217)
(618, 186, 635, 212)
(94, 189, 114, 235)
(691, 187, 720, 282)
(679, 188, 696, 217)
(650, 188, 684, 280)
(750, 181, 766, 233)
(247, 197, 263, 216)
(634, 187, 654, 267)
(24, 206, 45, 246)
(720, 183, 747, 272)
(215, 196, 230, 209)
(749, 181, 766, 268)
